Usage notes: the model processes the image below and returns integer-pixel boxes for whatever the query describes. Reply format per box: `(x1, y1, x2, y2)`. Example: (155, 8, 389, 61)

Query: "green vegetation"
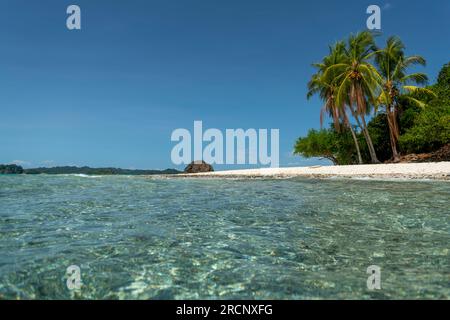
(294, 127, 357, 165)
(374, 36, 434, 161)
(399, 63, 450, 153)
(296, 32, 450, 165)
(0, 165, 180, 175)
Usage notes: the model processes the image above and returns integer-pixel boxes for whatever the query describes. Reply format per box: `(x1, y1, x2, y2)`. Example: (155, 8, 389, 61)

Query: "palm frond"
(400, 73, 428, 85)
(402, 96, 427, 109)
(403, 86, 437, 98)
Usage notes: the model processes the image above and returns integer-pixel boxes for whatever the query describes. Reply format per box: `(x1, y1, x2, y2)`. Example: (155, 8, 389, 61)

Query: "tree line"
(0, 165, 181, 175)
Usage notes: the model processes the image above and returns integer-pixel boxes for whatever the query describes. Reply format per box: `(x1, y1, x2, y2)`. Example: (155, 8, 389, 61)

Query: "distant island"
(0, 164, 181, 175)
(0, 164, 24, 174)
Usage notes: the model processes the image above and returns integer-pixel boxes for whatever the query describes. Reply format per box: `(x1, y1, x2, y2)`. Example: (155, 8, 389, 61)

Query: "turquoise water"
(0, 175, 449, 300)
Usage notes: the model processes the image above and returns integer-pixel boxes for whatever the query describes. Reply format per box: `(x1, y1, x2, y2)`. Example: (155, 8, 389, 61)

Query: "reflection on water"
(0, 175, 449, 299)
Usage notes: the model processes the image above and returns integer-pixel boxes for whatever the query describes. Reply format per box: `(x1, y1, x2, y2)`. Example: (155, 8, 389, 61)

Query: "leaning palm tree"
(326, 31, 382, 164)
(307, 42, 363, 164)
(375, 36, 435, 161)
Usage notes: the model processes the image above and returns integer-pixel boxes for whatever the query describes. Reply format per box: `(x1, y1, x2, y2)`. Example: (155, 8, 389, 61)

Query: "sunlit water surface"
(0, 175, 449, 299)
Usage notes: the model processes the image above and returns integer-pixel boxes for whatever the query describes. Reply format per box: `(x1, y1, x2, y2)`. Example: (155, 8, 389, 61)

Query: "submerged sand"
(177, 162, 450, 180)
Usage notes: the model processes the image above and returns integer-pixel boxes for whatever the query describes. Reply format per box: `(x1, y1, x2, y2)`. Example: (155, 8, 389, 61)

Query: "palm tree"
(375, 36, 435, 161)
(326, 31, 382, 164)
(307, 42, 363, 164)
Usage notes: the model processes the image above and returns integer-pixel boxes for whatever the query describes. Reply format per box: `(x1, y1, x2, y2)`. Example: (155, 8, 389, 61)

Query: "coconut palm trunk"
(386, 104, 400, 161)
(359, 113, 380, 163)
(353, 82, 381, 164)
(348, 105, 380, 164)
(343, 111, 363, 164)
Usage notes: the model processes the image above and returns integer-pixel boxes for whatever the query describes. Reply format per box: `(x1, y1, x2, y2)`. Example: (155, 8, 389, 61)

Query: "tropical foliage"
(296, 32, 449, 165)
(294, 127, 356, 165)
(399, 62, 450, 153)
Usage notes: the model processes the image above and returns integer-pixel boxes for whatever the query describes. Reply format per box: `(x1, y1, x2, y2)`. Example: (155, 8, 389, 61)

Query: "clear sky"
(1, 0, 449, 170)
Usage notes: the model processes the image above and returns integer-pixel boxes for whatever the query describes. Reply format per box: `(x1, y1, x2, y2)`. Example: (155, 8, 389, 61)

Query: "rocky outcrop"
(429, 144, 450, 162)
(184, 161, 214, 174)
(386, 144, 450, 163)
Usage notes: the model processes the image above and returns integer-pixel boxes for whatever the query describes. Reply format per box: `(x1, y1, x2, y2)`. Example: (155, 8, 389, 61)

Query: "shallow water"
(0, 175, 449, 299)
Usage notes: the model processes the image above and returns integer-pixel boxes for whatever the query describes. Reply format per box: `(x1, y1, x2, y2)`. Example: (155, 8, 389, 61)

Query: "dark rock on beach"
(184, 161, 214, 174)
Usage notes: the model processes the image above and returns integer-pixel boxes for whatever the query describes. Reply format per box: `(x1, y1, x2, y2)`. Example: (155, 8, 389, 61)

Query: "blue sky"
(0, 0, 449, 170)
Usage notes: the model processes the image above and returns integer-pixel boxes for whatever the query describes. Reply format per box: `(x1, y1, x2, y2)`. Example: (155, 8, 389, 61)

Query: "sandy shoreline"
(175, 162, 450, 180)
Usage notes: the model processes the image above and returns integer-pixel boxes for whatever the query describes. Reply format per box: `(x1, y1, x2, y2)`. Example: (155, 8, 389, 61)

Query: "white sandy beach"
(179, 162, 450, 180)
